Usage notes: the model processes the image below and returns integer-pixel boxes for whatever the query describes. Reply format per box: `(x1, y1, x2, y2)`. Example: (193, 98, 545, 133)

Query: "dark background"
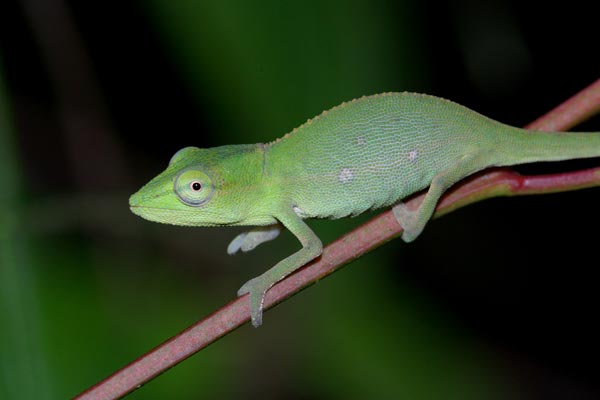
(1, 1, 598, 399)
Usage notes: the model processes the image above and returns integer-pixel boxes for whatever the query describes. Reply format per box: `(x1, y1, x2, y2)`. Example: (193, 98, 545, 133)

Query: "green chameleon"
(129, 92, 600, 327)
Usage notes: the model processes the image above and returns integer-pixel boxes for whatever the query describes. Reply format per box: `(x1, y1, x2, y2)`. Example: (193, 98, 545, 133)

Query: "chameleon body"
(129, 92, 600, 327)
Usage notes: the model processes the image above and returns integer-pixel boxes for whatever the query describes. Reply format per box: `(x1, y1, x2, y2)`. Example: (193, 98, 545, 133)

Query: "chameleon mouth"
(129, 204, 230, 227)
(128, 205, 145, 217)
(129, 204, 159, 222)
(129, 204, 193, 226)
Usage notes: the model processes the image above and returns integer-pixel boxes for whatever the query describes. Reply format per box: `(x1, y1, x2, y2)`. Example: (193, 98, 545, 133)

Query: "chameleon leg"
(393, 152, 487, 242)
(237, 209, 322, 327)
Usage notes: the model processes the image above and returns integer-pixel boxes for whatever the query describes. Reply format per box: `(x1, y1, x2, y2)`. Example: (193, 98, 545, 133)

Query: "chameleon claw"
(238, 277, 269, 327)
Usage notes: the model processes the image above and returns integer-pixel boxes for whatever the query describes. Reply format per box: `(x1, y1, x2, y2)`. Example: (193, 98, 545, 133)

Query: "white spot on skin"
(338, 168, 353, 183)
(408, 150, 418, 162)
(293, 206, 305, 217)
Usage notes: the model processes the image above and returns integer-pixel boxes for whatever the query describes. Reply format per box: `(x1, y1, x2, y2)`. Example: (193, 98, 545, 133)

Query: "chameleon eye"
(174, 168, 214, 206)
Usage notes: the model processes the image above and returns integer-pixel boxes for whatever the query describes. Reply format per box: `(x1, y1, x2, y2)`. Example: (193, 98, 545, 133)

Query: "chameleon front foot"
(237, 276, 271, 327)
(227, 225, 281, 255)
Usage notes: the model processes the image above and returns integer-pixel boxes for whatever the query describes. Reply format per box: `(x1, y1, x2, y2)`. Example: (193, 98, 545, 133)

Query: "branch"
(74, 78, 600, 400)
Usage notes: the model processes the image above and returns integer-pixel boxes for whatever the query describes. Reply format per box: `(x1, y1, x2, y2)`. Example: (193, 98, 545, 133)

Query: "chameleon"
(129, 92, 600, 327)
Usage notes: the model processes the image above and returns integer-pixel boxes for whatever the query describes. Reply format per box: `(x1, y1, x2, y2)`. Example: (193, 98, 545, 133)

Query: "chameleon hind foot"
(237, 276, 271, 327)
(392, 202, 423, 243)
(394, 153, 486, 243)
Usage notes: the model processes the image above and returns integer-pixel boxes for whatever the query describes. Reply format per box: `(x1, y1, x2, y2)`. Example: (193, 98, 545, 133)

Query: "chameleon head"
(129, 145, 269, 227)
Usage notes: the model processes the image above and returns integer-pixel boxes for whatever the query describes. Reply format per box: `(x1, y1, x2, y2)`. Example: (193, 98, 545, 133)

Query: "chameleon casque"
(129, 92, 600, 327)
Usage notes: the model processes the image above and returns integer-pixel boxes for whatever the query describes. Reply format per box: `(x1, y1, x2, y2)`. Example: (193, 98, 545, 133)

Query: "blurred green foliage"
(1, 54, 52, 400)
(142, 0, 425, 143)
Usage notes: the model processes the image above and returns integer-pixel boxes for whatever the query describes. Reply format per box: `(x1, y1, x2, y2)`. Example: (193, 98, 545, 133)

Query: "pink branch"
(526, 78, 600, 131)
(74, 78, 600, 400)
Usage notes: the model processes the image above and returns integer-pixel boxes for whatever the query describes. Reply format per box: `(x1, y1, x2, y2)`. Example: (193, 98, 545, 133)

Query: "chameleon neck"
(499, 127, 600, 166)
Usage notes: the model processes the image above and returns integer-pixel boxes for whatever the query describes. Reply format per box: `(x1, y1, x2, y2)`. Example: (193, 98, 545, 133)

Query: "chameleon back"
(266, 92, 501, 219)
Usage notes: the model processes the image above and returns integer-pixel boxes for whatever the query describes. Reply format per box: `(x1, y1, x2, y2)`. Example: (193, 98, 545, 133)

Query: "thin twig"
(74, 78, 600, 400)
(526, 78, 600, 131)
